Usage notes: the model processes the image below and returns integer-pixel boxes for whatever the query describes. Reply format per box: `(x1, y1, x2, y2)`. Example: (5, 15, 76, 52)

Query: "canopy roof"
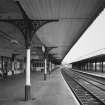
(71, 48, 105, 64)
(0, 0, 105, 63)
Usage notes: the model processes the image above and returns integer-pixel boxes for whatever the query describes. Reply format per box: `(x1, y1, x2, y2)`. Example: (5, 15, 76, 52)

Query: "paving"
(0, 68, 79, 105)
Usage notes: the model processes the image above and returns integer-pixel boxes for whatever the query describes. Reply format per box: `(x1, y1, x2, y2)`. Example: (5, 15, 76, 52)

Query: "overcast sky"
(63, 9, 105, 64)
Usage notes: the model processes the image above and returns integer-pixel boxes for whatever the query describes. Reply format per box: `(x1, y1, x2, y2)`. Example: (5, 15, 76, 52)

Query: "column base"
(25, 85, 31, 101)
(44, 73, 47, 80)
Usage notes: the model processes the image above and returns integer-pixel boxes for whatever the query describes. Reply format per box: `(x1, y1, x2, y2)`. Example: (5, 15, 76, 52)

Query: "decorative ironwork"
(0, 19, 26, 36)
(0, 0, 59, 48)
(42, 46, 56, 59)
(11, 20, 26, 35)
(15, 1, 59, 36)
(31, 20, 58, 34)
(12, 53, 20, 61)
(46, 46, 57, 52)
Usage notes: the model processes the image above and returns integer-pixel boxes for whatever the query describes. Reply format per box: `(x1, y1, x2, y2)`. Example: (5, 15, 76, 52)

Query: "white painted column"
(44, 58, 47, 80)
(26, 48, 31, 85)
(12, 62, 15, 75)
(45, 58, 47, 74)
(11, 54, 16, 76)
(25, 48, 31, 101)
(50, 61, 52, 72)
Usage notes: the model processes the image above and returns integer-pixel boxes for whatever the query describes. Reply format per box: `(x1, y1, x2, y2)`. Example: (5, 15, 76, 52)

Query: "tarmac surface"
(0, 68, 79, 105)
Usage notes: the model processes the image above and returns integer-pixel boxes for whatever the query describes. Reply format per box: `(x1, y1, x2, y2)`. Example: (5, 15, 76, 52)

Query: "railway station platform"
(0, 68, 79, 105)
(73, 69, 105, 79)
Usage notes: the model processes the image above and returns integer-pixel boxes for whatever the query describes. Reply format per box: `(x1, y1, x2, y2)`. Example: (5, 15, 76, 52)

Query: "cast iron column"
(44, 57, 47, 80)
(25, 47, 31, 101)
(101, 61, 103, 72)
(95, 61, 97, 72)
(42, 45, 47, 80)
(50, 61, 52, 73)
(1, 56, 3, 74)
(87, 63, 88, 71)
(11, 54, 16, 75)
(12, 1, 59, 101)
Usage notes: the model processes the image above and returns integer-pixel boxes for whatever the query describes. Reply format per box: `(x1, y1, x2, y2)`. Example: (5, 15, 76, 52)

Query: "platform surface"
(73, 69, 105, 78)
(0, 68, 80, 105)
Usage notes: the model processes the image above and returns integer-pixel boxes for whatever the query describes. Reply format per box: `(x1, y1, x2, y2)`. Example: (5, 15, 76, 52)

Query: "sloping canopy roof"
(71, 54, 105, 65)
(71, 48, 105, 64)
(0, 0, 105, 63)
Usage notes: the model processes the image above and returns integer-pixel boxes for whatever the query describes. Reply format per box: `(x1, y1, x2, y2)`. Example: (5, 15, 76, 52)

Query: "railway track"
(72, 70, 105, 91)
(62, 69, 105, 105)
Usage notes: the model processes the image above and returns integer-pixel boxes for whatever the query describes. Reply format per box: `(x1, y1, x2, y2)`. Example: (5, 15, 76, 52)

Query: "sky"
(62, 8, 105, 64)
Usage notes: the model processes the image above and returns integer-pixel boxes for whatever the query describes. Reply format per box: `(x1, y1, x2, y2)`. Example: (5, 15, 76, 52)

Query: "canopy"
(0, 0, 105, 63)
